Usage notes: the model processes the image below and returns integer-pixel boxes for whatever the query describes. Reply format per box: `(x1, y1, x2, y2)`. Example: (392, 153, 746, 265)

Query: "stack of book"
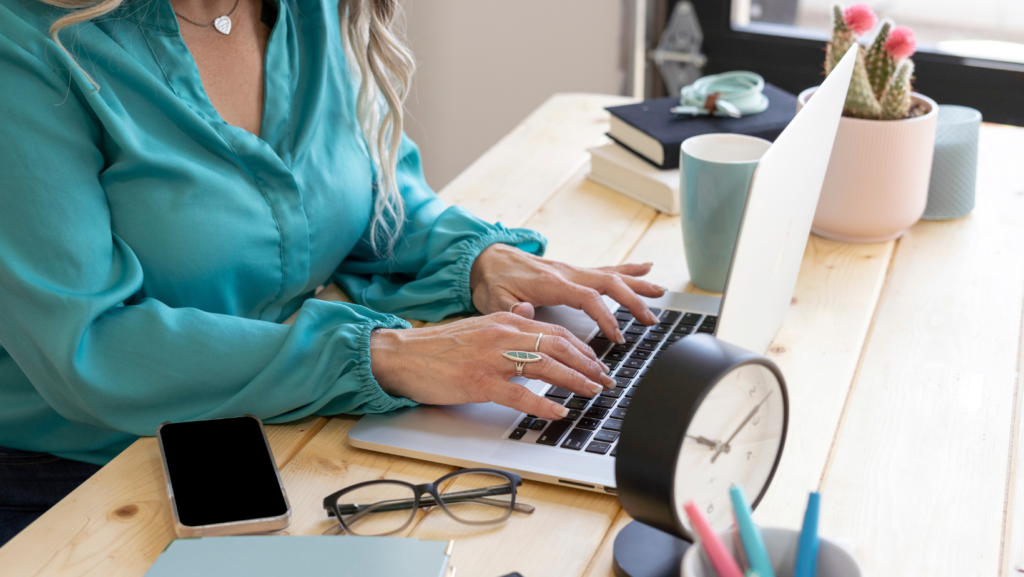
(587, 84, 798, 216)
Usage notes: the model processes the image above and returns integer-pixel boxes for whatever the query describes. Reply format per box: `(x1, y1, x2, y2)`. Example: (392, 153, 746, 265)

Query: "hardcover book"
(606, 83, 798, 169)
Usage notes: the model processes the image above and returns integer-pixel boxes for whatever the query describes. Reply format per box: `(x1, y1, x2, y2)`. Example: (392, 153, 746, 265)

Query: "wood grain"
(0, 417, 326, 577)
(821, 125, 1024, 576)
(440, 93, 635, 228)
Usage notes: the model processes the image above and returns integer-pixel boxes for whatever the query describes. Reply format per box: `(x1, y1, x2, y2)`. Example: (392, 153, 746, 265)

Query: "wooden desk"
(2, 94, 1024, 577)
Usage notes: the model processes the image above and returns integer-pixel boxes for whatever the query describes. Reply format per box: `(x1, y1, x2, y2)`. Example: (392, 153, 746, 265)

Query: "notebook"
(606, 83, 797, 169)
(144, 536, 454, 577)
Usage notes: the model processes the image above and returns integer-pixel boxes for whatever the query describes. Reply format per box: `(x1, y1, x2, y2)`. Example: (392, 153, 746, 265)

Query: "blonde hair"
(42, 0, 414, 256)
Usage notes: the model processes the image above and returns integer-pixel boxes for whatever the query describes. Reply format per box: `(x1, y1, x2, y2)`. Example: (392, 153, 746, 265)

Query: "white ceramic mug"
(681, 527, 862, 577)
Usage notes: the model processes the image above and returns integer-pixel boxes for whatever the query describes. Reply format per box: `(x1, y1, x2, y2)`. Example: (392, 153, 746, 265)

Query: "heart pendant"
(214, 15, 232, 35)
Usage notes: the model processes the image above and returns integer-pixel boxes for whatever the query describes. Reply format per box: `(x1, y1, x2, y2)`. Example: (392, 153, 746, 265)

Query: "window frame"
(680, 0, 1024, 126)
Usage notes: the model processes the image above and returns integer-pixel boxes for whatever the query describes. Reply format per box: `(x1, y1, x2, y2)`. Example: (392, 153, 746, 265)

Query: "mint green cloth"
(0, 0, 545, 464)
(144, 536, 450, 577)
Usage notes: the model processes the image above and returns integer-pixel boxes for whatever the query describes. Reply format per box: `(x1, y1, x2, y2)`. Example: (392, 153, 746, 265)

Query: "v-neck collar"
(132, 0, 294, 159)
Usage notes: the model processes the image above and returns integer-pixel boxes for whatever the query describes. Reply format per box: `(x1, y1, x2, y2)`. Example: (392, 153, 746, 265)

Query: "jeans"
(0, 447, 102, 548)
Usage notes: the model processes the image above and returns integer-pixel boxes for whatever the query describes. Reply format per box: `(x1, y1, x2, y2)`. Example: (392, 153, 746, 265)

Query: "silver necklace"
(173, 0, 242, 35)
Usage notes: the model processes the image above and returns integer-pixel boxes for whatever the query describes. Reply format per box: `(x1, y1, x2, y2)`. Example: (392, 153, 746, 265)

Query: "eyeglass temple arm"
(328, 484, 533, 517)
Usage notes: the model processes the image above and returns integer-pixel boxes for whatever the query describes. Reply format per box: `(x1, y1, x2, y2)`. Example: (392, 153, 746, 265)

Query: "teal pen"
(729, 485, 775, 577)
(793, 492, 821, 577)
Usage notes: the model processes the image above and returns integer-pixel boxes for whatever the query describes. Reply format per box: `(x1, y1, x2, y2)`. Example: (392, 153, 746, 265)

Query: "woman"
(0, 0, 665, 544)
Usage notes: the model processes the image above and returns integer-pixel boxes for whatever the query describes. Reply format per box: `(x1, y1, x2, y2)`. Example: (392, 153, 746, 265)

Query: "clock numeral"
(707, 503, 714, 514)
(752, 415, 760, 426)
(748, 386, 757, 397)
(746, 450, 754, 461)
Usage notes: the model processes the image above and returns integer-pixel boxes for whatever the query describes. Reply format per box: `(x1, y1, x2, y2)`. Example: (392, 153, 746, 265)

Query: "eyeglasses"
(321, 468, 535, 536)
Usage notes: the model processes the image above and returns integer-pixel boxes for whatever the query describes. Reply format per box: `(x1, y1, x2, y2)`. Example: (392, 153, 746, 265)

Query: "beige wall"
(400, 0, 631, 190)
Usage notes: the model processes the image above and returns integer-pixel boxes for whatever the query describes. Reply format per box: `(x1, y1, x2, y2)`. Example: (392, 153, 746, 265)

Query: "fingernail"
(551, 403, 570, 418)
(599, 374, 616, 388)
(588, 382, 603, 395)
(647, 311, 660, 324)
(614, 330, 626, 344)
(643, 262, 654, 266)
(657, 285, 669, 294)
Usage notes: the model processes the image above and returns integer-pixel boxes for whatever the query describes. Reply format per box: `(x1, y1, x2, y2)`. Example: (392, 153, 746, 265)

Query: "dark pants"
(0, 447, 101, 548)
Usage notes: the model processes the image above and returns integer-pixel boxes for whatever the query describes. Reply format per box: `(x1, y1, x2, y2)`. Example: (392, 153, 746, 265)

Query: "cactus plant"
(826, 4, 919, 120)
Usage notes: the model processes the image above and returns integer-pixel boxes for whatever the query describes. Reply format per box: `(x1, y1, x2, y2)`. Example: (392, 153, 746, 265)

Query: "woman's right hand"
(369, 313, 616, 421)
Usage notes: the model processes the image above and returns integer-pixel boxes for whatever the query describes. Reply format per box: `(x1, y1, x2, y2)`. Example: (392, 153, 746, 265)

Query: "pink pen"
(684, 500, 744, 577)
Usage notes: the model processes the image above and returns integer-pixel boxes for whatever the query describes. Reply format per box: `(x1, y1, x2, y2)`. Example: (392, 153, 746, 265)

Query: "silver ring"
(509, 302, 521, 314)
(535, 333, 543, 352)
(503, 351, 542, 378)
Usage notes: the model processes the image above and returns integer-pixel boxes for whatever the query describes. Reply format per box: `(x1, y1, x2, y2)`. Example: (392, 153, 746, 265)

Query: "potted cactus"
(798, 4, 938, 243)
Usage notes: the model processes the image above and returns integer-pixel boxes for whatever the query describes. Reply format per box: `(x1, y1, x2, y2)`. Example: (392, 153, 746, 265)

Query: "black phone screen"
(159, 416, 289, 527)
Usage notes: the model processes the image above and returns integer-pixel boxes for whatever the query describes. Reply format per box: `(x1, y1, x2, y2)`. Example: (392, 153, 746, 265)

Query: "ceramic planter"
(798, 88, 938, 243)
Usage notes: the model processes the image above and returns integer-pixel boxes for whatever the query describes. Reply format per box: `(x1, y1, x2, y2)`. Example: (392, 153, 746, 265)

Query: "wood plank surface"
(440, 93, 634, 228)
(820, 125, 1024, 576)
(0, 417, 327, 577)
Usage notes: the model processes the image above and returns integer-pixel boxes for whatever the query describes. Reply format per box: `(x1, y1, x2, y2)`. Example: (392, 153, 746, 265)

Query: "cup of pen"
(681, 528, 862, 577)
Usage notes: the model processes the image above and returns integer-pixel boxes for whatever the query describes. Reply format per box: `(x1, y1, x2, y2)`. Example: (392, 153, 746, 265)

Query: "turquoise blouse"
(0, 0, 545, 464)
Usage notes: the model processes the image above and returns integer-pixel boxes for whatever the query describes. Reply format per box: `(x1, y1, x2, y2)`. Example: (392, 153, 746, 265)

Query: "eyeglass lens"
(434, 471, 514, 524)
(335, 481, 417, 536)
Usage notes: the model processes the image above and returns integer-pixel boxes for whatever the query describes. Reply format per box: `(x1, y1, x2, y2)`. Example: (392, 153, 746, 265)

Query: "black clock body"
(614, 333, 790, 541)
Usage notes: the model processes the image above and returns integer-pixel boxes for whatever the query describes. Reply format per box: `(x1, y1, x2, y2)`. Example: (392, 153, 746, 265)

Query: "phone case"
(156, 415, 292, 537)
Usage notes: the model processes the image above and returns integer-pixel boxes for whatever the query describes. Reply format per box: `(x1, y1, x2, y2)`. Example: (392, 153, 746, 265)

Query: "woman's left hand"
(469, 243, 668, 344)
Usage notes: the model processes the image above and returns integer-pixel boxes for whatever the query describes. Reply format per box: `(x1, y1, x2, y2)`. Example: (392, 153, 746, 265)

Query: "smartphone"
(156, 415, 291, 537)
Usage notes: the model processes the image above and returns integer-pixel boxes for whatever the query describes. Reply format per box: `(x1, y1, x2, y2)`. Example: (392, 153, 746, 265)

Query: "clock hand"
(711, 391, 773, 463)
(686, 435, 721, 449)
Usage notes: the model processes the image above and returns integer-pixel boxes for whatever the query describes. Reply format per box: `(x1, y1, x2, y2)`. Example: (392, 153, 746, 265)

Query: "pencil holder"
(922, 105, 982, 220)
(681, 527, 862, 577)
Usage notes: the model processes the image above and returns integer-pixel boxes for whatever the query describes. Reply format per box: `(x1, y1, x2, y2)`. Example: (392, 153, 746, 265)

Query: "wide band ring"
(503, 351, 542, 377)
(535, 333, 543, 352)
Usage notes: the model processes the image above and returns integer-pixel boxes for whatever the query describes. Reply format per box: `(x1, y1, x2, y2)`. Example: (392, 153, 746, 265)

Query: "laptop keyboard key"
(643, 332, 666, 343)
(595, 430, 619, 443)
(667, 334, 684, 342)
(565, 398, 589, 410)
(536, 420, 572, 445)
(588, 338, 612, 357)
(613, 376, 631, 388)
(509, 428, 527, 440)
(611, 407, 628, 420)
(611, 343, 633, 353)
(545, 387, 571, 399)
(601, 388, 623, 398)
(615, 312, 633, 322)
(584, 407, 609, 420)
(602, 418, 624, 432)
(623, 333, 641, 343)
(681, 313, 702, 325)
(561, 429, 592, 450)
(586, 441, 611, 455)
(697, 325, 715, 334)
(660, 310, 681, 323)
(616, 367, 638, 378)
(625, 325, 647, 335)
(617, 398, 632, 408)
(636, 341, 658, 352)
(518, 417, 535, 429)
(593, 396, 617, 409)
(629, 350, 652, 360)
(623, 358, 644, 370)
(606, 350, 627, 361)
(530, 419, 548, 431)
(650, 323, 674, 334)
(564, 410, 582, 421)
(576, 418, 601, 430)
(647, 308, 662, 317)
(611, 446, 617, 457)
(625, 387, 637, 398)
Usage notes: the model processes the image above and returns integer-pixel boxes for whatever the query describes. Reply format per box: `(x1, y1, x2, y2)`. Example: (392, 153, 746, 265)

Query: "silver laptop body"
(348, 48, 858, 494)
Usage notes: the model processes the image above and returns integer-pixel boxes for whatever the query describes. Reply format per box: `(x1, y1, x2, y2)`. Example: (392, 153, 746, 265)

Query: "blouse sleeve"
(333, 135, 547, 322)
(0, 38, 417, 438)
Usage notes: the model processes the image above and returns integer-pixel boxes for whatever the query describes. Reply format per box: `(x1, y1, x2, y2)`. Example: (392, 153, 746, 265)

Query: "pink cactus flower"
(843, 4, 877, 35)
(884, 26, 918, 60)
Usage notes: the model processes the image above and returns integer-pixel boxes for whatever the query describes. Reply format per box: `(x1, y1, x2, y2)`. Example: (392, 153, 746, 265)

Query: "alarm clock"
(613, 333, 789, 577)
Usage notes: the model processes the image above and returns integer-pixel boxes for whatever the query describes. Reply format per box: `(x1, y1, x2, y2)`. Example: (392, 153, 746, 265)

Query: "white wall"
(400, 0, 631, 190)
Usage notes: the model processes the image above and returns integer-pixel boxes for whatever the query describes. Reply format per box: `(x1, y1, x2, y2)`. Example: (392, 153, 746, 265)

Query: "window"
(671, 0, 1024, 125)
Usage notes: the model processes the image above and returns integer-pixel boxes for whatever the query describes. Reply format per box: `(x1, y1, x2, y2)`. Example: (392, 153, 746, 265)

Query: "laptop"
(348, 47, 858, 494)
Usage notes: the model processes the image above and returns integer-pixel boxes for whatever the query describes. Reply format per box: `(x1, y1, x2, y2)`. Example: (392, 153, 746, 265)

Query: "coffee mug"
(680, 134, 772, 292)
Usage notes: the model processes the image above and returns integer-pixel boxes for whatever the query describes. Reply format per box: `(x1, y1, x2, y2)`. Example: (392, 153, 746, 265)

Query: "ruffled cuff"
(350, 314, 419, 414)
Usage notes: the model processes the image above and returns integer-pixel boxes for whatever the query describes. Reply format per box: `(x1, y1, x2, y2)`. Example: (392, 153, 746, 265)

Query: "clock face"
(672, 362, 786, 532)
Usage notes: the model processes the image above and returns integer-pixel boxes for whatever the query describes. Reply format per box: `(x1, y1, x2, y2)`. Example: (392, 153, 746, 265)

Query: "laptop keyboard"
(504, 306, 718, 457)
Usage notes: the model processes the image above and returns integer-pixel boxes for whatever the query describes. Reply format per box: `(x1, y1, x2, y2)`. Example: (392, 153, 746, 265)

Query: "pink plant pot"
(798, 88, 938, 243)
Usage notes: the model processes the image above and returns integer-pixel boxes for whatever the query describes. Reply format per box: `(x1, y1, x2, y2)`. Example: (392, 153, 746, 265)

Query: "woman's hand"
(469, 244, 668, 344)
(370, 313, 616, 421)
